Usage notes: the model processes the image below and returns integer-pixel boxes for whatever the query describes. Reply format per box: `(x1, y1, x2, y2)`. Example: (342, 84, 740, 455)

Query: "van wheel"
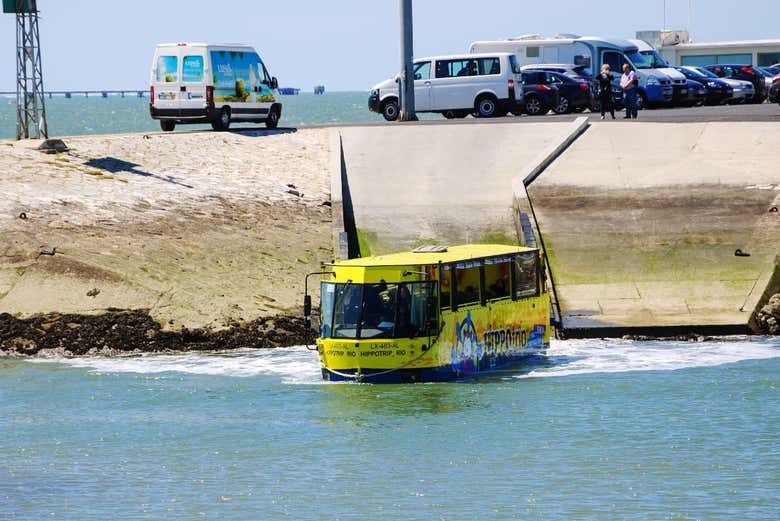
(524, 95, 548, 116)
(475, 95, 498, 117)
(160, 120, 175, 132)
(212, 108, 231, 131)
(265, 108, 279, 129)
(553, 96, 572, 114)
(382, 99, 399, 121)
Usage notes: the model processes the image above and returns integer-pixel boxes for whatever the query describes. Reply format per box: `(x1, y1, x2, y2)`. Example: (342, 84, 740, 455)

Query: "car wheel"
(211, 108, 231, 131)
(552, 95, 571, 114)
(265, 108, 279, 129)
(525, 95, 548, 116)
(381, 99, 399, 121)
(160, 120, 175, 132)
(475, 95, 498, 117)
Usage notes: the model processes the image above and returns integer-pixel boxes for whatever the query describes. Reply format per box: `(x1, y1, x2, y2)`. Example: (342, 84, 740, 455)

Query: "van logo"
(217, 63, 233, 75)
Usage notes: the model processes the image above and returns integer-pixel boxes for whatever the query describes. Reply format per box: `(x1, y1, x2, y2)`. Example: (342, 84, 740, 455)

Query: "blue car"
(675, 66, 733, 105)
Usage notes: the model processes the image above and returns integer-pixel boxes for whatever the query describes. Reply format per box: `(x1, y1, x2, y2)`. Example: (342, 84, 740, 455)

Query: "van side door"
(432, 58, 474, 111)
(180, 51, 206, 112)
(152, 51, 181, 112)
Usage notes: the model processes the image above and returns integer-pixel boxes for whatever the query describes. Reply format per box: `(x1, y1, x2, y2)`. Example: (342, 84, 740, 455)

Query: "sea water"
(2, 337, 779, 520)
(0, 92, 434, 139)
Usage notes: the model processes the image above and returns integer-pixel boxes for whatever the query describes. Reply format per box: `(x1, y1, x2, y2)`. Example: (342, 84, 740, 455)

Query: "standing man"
(620, 63, 638, 119)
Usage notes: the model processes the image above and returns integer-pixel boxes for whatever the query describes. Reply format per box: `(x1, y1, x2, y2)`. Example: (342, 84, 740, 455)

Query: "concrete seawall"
(526, 121, 779, 335)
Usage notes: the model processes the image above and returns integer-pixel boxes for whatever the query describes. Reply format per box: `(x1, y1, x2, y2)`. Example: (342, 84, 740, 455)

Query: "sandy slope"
(0, 128, 332, 333)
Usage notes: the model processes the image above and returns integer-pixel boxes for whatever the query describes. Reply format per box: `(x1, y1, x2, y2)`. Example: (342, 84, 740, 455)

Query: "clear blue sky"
(1, 0, 777, 91)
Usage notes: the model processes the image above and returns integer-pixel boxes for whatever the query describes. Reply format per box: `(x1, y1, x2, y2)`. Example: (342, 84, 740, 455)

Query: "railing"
(0, 90, 147, 98)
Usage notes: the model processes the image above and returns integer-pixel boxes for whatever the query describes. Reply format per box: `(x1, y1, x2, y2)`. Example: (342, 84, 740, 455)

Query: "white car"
(368, 52, 524, 120)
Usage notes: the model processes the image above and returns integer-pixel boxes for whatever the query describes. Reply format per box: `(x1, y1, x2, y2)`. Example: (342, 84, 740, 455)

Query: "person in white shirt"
(620, 63, 638, 119)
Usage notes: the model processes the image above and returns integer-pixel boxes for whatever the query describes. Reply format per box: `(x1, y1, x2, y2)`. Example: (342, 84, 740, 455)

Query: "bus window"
(333, 283, 363, 338)
(320, 282, 336, 338)
(485, 261, 511, 300)
(397, 282, 438, 338)
(360, 283, 397, 339)
(454, 266, 481, 307)
(440, 265, 452, 310)
(513, 253, 539, 299)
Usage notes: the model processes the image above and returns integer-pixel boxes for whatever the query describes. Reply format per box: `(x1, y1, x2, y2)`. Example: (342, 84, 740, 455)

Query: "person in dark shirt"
(596, 64, 615, 120)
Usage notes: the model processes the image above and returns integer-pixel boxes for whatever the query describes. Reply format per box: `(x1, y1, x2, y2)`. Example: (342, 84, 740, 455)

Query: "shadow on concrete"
(84, 157, 194, 188)
(339, 135, 360, 259)
(230, 127, 298, 137)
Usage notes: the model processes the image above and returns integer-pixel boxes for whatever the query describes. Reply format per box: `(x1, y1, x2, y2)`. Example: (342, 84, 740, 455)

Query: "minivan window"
(182, 55, 204, 82)
(436, 59, 476, 78)
(509, 55, 522, 74)
(156, 55, 178, 83)
(478, 57, 501, 75)
(414, 61, 431, 80)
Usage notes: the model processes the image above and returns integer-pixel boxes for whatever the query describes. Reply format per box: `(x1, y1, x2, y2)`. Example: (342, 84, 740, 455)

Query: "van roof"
(415, 52, 514, 62)
(470, 36, 638, 52)
(156, 42, 254, 49)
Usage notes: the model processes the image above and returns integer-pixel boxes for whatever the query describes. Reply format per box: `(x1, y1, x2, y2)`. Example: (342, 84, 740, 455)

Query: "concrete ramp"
(334, 121, 584, 255)
(526, 121, 780, 334)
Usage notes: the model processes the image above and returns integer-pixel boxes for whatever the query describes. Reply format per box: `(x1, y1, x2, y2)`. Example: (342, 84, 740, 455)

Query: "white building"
(637, 30, 780, 67)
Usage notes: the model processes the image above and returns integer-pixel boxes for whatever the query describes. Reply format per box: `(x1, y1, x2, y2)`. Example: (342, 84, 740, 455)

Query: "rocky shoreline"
(0, 310, 315, 357)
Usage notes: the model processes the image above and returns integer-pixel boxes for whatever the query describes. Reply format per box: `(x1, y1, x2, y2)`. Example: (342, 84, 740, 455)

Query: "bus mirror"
(303, 294, 312, 319)
(271, 77, 279, 90)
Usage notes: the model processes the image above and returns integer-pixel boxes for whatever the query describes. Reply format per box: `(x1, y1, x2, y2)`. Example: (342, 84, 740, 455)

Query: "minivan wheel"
(525, 95, 547, 116)
(475, 95, 498, 117)
(382, 99, 399, 121)
(160, 120, 175, 132)
(265, 108, 279, 129)
(553, 96, 571, 114)
(212, 108, 231, 131)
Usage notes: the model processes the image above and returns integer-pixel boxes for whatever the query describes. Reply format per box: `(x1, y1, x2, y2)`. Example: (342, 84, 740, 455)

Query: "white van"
(368, 53, 524, 120)
(150, 43, 281, 132)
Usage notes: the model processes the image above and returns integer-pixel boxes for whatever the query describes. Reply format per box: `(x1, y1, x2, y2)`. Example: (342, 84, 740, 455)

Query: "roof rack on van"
(507, 34, 543, 41)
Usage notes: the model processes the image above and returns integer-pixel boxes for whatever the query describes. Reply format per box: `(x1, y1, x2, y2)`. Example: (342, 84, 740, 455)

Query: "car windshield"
(625, 51, 653, 69)
(695, 67, 719, 78)
(678, 67, 704, 79)
(756, 67, 773, 77)
(640, 50, 669, 68)
(509, 55, 522, 74)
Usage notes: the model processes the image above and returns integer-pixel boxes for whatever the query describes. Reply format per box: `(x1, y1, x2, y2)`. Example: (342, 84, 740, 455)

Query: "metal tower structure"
(8, 0, 48, 139)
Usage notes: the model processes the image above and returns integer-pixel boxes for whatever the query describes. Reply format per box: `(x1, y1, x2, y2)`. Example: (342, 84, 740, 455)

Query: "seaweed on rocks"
(755, 293, 780, 335)
(0, 310, 316, 356)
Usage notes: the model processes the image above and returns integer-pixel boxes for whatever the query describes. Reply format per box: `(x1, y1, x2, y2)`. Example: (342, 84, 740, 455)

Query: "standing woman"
(597, 64, 615, 120)
(620, 63, 638, 119)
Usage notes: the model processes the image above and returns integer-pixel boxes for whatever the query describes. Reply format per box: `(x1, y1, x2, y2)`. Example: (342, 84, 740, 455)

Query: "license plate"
(680, 89, 687, 95)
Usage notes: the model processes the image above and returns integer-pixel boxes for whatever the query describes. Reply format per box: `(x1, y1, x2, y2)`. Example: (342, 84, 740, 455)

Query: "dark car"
(544, 71, 592, 113)
(770, 74, 780, 103)
(518, 70, 561, 116)
(682, 79, 707, 107)
(702, 64, 768, 103)
(587, 79, 624, 113)
(674, 66, 733, 105)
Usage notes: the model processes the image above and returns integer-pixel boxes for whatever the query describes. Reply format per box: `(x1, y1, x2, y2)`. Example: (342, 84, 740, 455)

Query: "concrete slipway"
(333, 119, 779, 336)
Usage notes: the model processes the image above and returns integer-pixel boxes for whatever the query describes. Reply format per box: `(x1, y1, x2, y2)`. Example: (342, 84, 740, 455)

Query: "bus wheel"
(212, 108, 231, 131)
(160, 120, 175, 132)
(265, 108, 279, 129)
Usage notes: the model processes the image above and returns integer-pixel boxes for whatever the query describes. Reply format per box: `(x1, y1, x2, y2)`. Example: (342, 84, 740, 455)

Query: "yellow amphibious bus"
(304, 244, 551, 383)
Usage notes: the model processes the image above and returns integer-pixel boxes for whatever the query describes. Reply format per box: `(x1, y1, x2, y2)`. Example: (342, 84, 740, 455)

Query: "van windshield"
(509, 55, 522, 74)
(625, 51, 653, 69)
(640, 50, 669, 68)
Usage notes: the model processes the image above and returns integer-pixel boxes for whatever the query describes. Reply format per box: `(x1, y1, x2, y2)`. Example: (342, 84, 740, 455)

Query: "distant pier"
(314, 85, 325, 95)
(277, 87, 300, 95)
(0, 90, 147, 98)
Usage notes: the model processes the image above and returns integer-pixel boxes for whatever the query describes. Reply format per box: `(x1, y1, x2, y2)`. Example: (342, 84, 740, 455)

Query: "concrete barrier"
(334, 120, 586, 256)
(526, 121, 780, 334)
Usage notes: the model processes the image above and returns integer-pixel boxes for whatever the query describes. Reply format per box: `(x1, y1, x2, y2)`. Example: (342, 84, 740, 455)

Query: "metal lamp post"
(399, 0, 417, 121)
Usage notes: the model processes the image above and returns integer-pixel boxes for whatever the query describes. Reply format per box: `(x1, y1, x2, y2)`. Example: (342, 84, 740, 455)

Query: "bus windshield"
(640, 50, 669, 68)
(625, 51, 653, 69)
(320, 281, 438, 339)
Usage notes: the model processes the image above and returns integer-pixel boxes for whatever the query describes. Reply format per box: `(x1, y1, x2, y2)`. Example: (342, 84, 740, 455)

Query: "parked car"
(675, 66, 733, 105)
(687, 67, 754, 104)
(770, 74, 780, 103)
(756, 67, 776, 93)
(681, 79, 707, 107)
(520, 63, 592, 80)
(368, 52, 523, 121)
(518, 70, 561, 116)
(545, 71, 592, 113)
(702, 64, 768, 103)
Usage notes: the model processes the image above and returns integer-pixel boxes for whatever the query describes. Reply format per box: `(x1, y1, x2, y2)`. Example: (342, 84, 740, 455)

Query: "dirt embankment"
(0, 128, 332, 355)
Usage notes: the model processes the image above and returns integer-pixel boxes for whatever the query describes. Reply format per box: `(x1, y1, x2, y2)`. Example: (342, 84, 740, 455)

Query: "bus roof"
(332, 244, 537, 268)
